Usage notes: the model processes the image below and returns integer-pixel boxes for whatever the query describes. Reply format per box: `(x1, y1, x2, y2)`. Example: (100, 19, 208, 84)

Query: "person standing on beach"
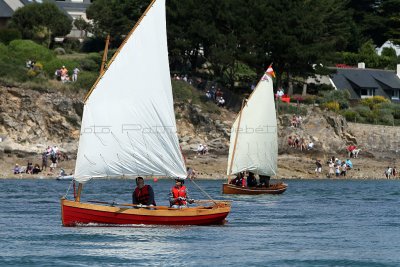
(315, 160, 322, 177)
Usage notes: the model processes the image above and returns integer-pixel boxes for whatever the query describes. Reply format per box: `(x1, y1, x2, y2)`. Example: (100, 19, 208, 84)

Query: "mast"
(100, 34, 110, 75)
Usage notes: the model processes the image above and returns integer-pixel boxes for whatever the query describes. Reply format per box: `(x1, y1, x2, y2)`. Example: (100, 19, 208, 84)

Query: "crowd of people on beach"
(13, 145, 69, 176)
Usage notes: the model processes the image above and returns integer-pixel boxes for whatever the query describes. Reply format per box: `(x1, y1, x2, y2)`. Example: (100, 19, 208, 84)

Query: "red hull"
(222, 183, 287, 195)
(61, 199, 231, 226)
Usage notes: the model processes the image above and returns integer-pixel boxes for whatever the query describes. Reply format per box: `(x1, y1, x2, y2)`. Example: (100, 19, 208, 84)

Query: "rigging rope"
(189, 178, 217, 205)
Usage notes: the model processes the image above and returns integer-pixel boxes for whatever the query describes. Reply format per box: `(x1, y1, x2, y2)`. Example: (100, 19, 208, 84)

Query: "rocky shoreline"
(1, 152, 397, 180)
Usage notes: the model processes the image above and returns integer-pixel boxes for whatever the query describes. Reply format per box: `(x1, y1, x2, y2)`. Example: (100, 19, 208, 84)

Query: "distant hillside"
(0, 81, 399, 164)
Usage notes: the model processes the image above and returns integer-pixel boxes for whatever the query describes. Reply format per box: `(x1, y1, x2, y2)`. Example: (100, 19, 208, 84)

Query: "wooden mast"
(100, 34, 110, 75)
(83, 0, 157, 103)
(75, 183, 83, 202)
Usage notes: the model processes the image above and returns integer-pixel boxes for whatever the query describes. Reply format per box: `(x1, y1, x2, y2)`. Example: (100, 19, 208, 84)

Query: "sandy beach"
(1, 151, 397, 180)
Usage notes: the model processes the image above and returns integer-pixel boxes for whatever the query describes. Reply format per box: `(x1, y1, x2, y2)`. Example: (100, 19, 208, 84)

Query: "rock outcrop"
(0, 85, 398, 162)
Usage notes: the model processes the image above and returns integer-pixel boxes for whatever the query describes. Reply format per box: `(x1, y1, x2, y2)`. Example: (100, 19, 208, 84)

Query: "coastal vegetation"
(0, 0, 399, 127)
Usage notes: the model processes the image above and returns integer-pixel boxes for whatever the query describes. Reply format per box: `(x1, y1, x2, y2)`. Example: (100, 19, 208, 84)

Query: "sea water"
(0, 179, 399, 267)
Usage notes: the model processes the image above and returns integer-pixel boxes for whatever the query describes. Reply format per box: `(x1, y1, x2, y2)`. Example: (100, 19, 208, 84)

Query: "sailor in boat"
(259, 175, 271, 187)
(132, 177, 156, 206)
(246, 172, 257, 187)
(229, 172, 245, 187)
(169, 178, 194, 209)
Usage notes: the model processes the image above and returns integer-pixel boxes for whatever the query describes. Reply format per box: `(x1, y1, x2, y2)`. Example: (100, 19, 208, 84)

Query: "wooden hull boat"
(61, 198, 231, 226)
(222, 183, 287, 195)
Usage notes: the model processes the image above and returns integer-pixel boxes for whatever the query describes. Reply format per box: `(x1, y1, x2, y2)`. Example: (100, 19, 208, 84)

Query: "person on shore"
(186, 167, 196, 179)
(247, 172, 257, 187)
(315, 159, 322, 177)
(385, 167, 392, 179)
(13, 164, 21, 174)
(392, 166, 397, 178)
(41, 152, 48, 171)
(169, 178, 193, 208)
(328, 160, 335, 178)
(32, 164, 41, 174)
(132, 177, 156, 206)
(340, 162, 347, 177)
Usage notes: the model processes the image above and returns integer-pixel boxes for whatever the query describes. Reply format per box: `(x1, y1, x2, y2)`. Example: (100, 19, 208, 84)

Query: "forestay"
(227, 75, 278, 176)
(74, 0, 186, 183)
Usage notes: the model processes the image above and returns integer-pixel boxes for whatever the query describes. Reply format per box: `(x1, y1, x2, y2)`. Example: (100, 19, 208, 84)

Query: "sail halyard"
(226, 74, 278, 176)
(74, 0, 187, 183)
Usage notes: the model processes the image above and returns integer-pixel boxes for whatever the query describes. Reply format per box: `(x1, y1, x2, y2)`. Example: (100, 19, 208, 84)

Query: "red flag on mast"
(266, 64, 275, 78)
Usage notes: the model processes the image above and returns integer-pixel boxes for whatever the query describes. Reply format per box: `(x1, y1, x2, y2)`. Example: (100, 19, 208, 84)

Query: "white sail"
(227, 74, 278, 176)
(74, 0, 187, 183)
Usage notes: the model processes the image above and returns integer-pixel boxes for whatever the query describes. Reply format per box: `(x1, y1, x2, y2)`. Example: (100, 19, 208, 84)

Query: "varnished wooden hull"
(222, 183, 287, 195)
(61, 198, 231, 226)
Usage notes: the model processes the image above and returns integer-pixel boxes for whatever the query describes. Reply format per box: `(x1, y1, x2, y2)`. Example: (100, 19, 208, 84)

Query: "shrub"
(54, 47, 66, 55)
(360, 96, 390, 109)
(341, 109, 360, 122)
(320, 89, 350, 109)
(322, 101, 340, 112)
(276, 101, 307, 115)
(353, 105, 372, 118)
(172, 80, 195, 102)
(78, 57, 99, 72)
(71, 71, 98, 91)
(0, 29, 21, 45)
(63, 38, 81, 52)
(8, 40, 55, 64)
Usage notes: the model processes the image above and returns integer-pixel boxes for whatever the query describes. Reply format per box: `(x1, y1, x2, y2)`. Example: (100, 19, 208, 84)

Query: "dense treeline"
(2, 0, 400, 92)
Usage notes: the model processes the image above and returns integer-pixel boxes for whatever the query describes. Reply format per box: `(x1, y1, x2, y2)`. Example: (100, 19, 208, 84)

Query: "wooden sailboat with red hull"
(222, 66, 287, 195)
(60, 0, 230, 226)
(61, 199, 230, 226)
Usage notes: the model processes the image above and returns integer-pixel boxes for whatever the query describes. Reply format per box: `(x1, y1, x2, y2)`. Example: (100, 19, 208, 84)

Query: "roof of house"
(330, 68, 400, 98)
(0, 0, 15, 18)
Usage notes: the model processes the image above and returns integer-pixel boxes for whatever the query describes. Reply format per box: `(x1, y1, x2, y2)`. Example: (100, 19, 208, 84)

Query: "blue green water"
(1, 179, 399, 266)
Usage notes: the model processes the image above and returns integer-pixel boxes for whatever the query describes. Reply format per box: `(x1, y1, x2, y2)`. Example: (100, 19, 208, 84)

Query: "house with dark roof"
(330, 63, 400, 102)
(0, 0, 26, 28)
(0, 0, 92, 39)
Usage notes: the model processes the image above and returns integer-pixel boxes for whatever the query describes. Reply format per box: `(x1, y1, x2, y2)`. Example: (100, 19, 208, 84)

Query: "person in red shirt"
(132, 177, 156, 206)
(169, 178, 194, 208)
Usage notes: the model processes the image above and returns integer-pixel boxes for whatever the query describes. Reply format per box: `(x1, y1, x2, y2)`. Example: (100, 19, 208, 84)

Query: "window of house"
(360, 88, 375, 98)
(392, 89, 400, 100)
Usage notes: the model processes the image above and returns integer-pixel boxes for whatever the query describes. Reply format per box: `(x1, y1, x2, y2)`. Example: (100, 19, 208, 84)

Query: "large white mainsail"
(227, 74, 278, 176)
(74, 0, 186, 183)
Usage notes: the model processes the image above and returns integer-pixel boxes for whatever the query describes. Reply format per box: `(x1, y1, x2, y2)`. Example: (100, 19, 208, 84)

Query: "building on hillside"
(330, 63, 400, 102)
(376, 40, 400, 56)
(52, 0, 92, 40)
(0, 0, 92, 40)
(0, 0, 28, 28)
(306, 63, 400, 102)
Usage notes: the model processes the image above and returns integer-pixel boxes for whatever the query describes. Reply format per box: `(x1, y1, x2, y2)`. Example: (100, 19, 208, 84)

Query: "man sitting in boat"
(259, 175, 271, 187)
(169, 178, 194, 208)
(247, 172, 257, 187)
(132, 177, 156, 206)
(229, 172, 245, 186)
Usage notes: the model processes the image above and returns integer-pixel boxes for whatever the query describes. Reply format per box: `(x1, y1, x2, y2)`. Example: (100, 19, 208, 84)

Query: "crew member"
(132, 177, 156, 206)
(169, 178, 194, 208)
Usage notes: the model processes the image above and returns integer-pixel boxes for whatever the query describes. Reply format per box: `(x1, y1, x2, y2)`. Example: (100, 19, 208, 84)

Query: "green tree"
(249, 0, 353, 94)
(10, 2, 72, 48)
(86, 0, 151, 46)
